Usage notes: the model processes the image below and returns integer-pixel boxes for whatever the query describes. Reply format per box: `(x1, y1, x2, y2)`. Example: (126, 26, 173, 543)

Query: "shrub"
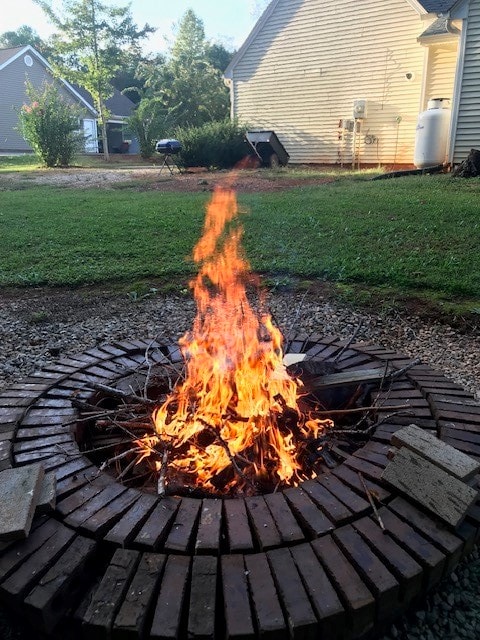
(127, 98, 178, 159)
(18, 81, 84, 167)
(174, 119, 248, 169)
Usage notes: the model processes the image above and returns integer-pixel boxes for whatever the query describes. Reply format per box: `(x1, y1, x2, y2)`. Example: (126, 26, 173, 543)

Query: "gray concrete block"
(0, 463, 45, 540)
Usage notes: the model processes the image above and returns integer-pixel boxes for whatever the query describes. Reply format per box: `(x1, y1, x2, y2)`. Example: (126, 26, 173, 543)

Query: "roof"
(73, 84, 135, 118)
(417, 0, 458, 12)
(0, 44, 134, 118)
(0, 46, 25, 67)
(418, 15, 461, 37)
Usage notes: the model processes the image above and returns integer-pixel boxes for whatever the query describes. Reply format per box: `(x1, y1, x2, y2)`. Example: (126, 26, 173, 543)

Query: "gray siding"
(452, 0, 480, 162)
(0, 52, 87, 152)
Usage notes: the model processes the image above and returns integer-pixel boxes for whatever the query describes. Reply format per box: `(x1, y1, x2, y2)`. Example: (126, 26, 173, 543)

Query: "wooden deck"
(0, 336, 479, 639)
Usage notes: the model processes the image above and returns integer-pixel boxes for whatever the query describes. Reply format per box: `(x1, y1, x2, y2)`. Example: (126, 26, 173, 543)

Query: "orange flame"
(151, 186, 332, 493)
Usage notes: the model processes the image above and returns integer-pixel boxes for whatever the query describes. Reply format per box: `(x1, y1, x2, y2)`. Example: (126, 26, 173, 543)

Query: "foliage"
(127, 98, 178, 159)
(174, 119, 248, 169)
(33, 0, 154, 160)
(139, 10, 230, 128)
(0, 25, 50, 55)
(17, 81, 83, 167)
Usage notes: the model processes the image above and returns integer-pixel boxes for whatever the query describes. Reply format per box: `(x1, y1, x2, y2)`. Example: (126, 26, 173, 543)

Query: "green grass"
(0, 173, 479, 314)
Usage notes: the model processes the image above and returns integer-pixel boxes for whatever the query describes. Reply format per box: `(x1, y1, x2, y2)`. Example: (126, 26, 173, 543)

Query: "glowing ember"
(146, 186, 332, 494)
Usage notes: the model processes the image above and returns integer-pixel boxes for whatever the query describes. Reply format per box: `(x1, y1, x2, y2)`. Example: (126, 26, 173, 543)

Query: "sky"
(0, 0, 267, 54)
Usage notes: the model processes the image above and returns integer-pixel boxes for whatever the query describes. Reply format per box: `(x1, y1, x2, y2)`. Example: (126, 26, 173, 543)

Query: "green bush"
(18, 81, 84, 167)
(174, 119, 248, 169)
(127, 98, 178, 159)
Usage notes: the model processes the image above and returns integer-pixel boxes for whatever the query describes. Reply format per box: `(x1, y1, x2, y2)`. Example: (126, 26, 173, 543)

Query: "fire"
(149, 186, 332, 494)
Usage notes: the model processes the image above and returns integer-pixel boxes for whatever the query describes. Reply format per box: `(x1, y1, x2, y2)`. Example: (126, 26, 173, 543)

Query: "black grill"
(155, 139, 182, 155)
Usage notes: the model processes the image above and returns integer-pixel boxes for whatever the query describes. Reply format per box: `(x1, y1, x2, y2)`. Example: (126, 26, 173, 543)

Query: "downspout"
(447, 17, 468, 165)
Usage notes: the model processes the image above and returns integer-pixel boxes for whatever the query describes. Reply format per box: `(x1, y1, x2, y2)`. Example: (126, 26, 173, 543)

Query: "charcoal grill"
(155, 138, 182, 175)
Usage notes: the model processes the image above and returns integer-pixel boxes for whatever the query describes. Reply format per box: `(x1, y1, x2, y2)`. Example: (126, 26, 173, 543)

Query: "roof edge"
(0, 44, 97, 116)
(224, 0, 281, 79)
(404, 0, 429, 15)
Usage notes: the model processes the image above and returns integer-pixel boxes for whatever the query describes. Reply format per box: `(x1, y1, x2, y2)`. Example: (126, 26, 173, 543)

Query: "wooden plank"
(195, 499, 223, 554)
(333, 524, 400, 622)
(244, 553, 287, 639)
(308, 367, 391, 390)
(283, 487, 334, 537)
(245, 496, 282, 550)
(164, 497, 201, 553)
(267, 547, 317, 639)
(377, 507, 446, 589)
(264, 492, 304, 544)
(221, 555, 255, 640)
(352, 516, 423, 605)
(224, 499, 254, 552)
(290, 543, 345, 637)
(150, 555, 190, 640)
(105, 493, 158, 547)
(381, 448, 478, 528)
(113, 552, 166, 640)
(391, 423, 480, 480)
(0, 464, 44, 541)
(82, 548, 140, 639)
(311, 535, 375, 638)
(24, 535, 97, 633)
(133, 497, 179, 550)
(188, 556, 217, 640)
(302, 479, 353, 524)
(388, 497, 464, 572)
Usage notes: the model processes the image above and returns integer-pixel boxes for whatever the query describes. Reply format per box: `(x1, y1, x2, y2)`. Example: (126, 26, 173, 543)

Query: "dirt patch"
(0, 166, 334, 193)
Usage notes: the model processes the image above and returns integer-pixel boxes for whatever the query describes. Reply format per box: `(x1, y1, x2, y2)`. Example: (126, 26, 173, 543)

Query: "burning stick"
(358, 471, 385, 531)
(157, 449, 169, 496)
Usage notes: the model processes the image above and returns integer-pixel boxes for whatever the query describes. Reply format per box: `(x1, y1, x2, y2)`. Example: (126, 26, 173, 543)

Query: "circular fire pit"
(0, 335, 478, 639)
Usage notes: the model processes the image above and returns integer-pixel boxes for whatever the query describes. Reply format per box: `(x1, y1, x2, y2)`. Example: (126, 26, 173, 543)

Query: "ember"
(141, 186, 333, 495)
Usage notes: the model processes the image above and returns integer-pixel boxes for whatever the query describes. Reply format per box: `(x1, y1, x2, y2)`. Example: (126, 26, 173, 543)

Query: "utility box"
(353, 99, 367, 120)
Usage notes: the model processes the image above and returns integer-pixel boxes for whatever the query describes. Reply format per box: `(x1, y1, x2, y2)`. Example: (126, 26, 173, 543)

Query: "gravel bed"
(0, 287, 479, 639)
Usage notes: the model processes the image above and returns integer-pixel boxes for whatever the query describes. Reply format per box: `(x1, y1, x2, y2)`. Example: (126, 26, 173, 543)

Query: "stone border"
(0, 336, 479, 639)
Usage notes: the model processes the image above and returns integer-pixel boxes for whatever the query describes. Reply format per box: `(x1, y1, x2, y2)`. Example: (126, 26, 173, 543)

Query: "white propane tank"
(414, 98, 451, 168)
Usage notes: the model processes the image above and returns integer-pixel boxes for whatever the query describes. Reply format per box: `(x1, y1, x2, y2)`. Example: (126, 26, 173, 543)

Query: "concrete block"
(0, 463, 45, 540)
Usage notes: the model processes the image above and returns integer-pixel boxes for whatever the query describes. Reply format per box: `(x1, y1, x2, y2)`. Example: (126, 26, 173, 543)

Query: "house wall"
(228, 0, 444, 165)
(452, 0, 480, 163)
(0, 52, 86, 152)
(423, 42, 458, 108)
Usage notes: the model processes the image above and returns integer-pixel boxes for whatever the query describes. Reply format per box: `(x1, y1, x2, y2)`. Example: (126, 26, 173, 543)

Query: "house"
(0, 45, 136, 154)
(224, 0, 479, 166)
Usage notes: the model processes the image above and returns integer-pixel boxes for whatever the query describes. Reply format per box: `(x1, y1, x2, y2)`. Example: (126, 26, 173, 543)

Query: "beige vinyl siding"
(423, 42, 458, 107)
(452, 0, 480, 163)
(230, 0, 435, 165)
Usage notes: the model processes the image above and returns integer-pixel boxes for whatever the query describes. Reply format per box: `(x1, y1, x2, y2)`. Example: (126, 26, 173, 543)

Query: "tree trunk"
(452, 148, 480, 178)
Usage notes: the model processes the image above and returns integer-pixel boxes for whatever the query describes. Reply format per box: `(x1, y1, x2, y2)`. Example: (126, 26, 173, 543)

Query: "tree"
(33, 0, 154, 160)
(0, 25, 52, 57)
(206, 43, 234, 74)
(158, 10, 230, 127)
(127, 98, 178, 159)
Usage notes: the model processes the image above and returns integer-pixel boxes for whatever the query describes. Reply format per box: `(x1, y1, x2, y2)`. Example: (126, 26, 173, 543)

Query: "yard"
(0, 160, 479, 323)
(0, 160, 479, 640)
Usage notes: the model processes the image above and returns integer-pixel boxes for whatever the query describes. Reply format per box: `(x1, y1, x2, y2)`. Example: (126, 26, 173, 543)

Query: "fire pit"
(0, 185, 479, 639)
(0, 337, 479, 639)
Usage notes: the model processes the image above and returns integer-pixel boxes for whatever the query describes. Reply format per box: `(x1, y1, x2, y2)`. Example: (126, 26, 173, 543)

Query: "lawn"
(0, 169, 479, 316)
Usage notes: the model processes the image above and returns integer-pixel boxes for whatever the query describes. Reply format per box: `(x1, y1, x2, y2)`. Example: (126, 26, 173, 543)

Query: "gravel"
(0, 286, 479, 638)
